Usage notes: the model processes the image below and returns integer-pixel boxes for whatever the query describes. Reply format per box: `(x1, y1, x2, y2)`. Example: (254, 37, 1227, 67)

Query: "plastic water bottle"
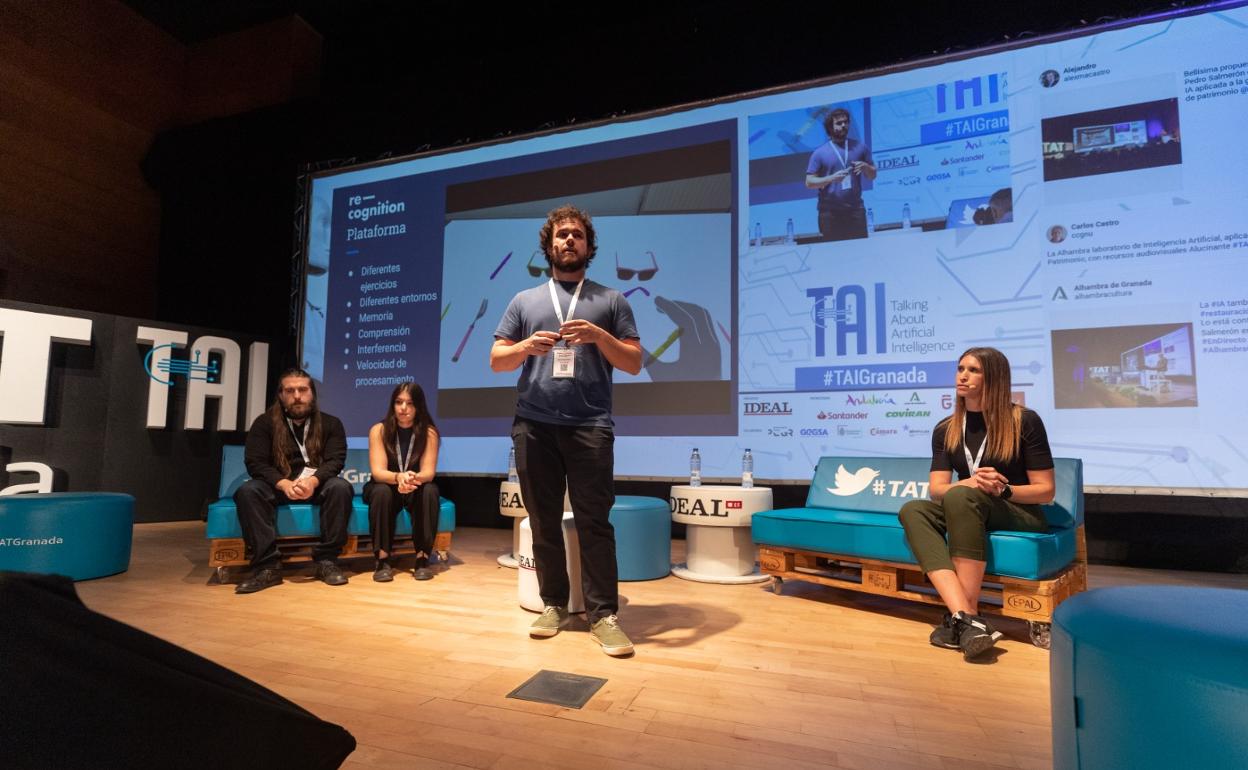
(689, 448, 702, 487)
(753, 222, 762, 246)
(785, 218, 795, 244)
(902, 203, 912, 229)
(866, 207, 875, 238)
(507, 446, 518, 483)
(742, 448, 754, 488)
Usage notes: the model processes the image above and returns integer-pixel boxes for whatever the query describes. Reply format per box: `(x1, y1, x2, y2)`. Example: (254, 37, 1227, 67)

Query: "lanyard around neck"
(548, 278, 584, 341)
(830, 139, 850, 169)
(962, 414, 987, 475)
(286, 418, 310, 464)
(395, 428, 417, 472)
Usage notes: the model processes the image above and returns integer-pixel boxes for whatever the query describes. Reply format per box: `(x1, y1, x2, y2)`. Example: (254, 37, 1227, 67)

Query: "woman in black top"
(899, 347, 1055, 660)
(364, 382, 440, 581)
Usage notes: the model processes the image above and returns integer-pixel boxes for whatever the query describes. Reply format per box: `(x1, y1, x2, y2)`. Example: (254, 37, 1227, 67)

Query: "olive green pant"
(898, 485, 1047, 574)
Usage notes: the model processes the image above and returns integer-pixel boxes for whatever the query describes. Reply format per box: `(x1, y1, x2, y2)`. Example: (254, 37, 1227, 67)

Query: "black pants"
(363, 480, 439, 558)
(233, 477, 353, 568)
(818, 206, 868, 241)
(512, 417, 618, 622)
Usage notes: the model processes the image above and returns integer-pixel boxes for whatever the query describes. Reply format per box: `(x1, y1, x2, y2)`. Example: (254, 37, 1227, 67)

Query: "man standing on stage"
(491, 204, 642, 656)
(233, 368, 353, 594)
(805, 107, 877, 241)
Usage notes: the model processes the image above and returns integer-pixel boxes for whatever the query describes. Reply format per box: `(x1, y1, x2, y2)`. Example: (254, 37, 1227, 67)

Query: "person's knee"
(419, 482, 439, 502)
(898, 500, 925, 527)
(233, 479, 269, 505)
(320, 476, 353, 500)
(942, 484, 984, 511)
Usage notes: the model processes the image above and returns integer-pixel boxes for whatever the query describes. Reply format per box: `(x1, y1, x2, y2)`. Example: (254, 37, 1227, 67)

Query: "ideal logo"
(670, 497, 731, 517)
(936, 73, 1006, 113)
(744, 402, 791, 416)
(878, 154, 918, 170)
(807, 283, 887, 358)
(826, 464, 880, 496)
(828, 464, 932, 498)
(500, 490, 524, 508)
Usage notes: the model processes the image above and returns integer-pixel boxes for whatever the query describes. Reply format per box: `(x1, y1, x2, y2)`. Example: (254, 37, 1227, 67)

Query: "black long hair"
(267, 368, 322, 477)
(380, 381, 438, 467)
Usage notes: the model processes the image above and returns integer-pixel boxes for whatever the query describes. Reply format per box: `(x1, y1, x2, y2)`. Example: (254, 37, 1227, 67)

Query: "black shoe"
(929, 612, 960, 650)
(235, 567, 283, 594)
(953, 611, 1003, 661)
(413, 555, 433, 581)
(373, 560, 394, 582)
(315, 560, 349, 586)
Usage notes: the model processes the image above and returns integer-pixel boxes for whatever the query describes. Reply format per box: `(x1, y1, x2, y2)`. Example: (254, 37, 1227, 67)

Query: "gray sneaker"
(529, 606, 569, 638)
(589, 615, 634, 656)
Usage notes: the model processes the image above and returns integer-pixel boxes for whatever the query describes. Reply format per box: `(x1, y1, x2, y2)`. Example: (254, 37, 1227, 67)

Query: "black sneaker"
(315, 560, 349, 586)
(953, 611, 1003, 661)
(413, 555, 433, 581)
(373, 560, 394, 582)
(235, 567, 283, 594)
(929, 612, 960, 650)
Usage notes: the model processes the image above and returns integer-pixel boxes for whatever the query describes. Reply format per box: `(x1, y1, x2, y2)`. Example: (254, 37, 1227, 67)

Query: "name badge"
(297, 466, 317, 480)
(840, 173, 852, 191)
(552, 347, 575, 378)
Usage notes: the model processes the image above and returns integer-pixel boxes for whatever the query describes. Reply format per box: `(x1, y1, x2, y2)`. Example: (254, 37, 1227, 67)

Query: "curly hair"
(823, 107, 851, 136)
(538, 204, 597, 267)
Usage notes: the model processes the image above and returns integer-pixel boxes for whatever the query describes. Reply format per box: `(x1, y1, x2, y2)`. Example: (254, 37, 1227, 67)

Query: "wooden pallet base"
(758, 541, 1087, 647)
(210, 531, 453, 578)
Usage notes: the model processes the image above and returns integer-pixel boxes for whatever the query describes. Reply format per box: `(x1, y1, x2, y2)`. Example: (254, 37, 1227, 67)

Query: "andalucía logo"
(907, 392, 925, 405)
(845, 393, 896, 406)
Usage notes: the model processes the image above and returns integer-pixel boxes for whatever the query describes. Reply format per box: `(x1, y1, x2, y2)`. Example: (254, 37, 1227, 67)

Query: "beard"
(550, 249, 587, 274)
(283, 402, 313, 421)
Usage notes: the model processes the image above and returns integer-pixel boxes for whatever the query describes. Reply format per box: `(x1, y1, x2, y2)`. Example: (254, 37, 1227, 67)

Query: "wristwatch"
(1000, 483, 1013, 500)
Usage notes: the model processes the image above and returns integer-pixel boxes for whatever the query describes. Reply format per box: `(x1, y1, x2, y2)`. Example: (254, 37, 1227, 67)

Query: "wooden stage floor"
(75, 523, 1248, 770)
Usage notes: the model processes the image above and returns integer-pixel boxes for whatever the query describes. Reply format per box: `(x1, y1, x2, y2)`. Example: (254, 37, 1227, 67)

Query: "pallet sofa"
(206, 445, 455, 581)
(752, 456, 1085, 648)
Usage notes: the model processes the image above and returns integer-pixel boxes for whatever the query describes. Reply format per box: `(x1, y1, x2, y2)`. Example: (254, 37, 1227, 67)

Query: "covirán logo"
(826, 464, 880, 496)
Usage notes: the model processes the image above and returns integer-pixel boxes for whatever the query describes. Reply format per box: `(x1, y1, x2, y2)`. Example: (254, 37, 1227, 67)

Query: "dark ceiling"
(123, 1, 1212, 157)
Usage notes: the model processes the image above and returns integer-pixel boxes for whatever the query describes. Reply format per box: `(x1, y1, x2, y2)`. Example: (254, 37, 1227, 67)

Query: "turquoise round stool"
(1051, 586, 1248, 770)
(0, 492, 134, 580)
(609, 495, 671, 581)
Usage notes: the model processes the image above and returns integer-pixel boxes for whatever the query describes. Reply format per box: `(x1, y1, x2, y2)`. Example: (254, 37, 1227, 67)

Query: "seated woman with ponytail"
(899, 347, 1055, 661)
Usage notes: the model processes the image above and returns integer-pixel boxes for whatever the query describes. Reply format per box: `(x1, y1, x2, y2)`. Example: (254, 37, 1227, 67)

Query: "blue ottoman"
(0, 492, 134, 580)
(1051, 586, 1248, 770)
(610, 496, 671, 581)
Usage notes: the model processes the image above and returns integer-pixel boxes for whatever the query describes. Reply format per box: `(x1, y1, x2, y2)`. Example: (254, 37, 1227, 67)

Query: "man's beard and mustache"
(283, 401, 314, 420)
(550, 247, 587, 274)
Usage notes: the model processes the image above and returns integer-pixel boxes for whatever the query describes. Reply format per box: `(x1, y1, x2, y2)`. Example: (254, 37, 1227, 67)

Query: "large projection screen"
(301, 3, 1248, 493)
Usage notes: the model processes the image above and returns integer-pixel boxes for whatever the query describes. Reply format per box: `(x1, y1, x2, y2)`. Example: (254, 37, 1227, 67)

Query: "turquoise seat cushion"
(206, 497, 455, 539)
(751, 506, 1076, 581)
(608, 495, 671, 581)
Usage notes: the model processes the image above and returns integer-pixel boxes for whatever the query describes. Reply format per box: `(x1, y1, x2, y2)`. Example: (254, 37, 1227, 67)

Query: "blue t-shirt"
(806, 139, 873, 210)
(494, 279, 639, 427)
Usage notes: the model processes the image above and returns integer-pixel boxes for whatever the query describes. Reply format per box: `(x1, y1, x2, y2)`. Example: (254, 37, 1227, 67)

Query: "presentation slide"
(301, 5, 1248, 490)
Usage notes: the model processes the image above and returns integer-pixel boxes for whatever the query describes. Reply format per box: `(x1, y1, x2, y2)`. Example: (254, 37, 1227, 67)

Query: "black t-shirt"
(930, 408, 1053, 485)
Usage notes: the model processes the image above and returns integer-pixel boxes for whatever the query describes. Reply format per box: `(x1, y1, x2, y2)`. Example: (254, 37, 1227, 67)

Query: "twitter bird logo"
(826, 464, 880, 496)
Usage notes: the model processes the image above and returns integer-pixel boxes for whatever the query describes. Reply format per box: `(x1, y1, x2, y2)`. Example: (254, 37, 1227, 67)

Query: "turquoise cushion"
(609, 495, 671, 581)
(206, 497, 455, 539)
(751, 506, 1076, 580)
(0, 492, 134, 581)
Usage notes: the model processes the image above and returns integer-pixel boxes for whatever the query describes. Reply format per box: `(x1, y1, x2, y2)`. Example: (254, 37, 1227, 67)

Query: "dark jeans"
(898, 485, 1047, 574)
(511, 417, 618, 622)
(818, 206, 868, 241)
(233, 477, 352, 569)
(363, 480, 439, 558)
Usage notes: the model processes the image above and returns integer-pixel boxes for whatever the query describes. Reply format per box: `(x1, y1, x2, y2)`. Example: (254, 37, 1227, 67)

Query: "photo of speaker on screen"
(805, 107, 876, 242)
(1050, 323, 1197, 409)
